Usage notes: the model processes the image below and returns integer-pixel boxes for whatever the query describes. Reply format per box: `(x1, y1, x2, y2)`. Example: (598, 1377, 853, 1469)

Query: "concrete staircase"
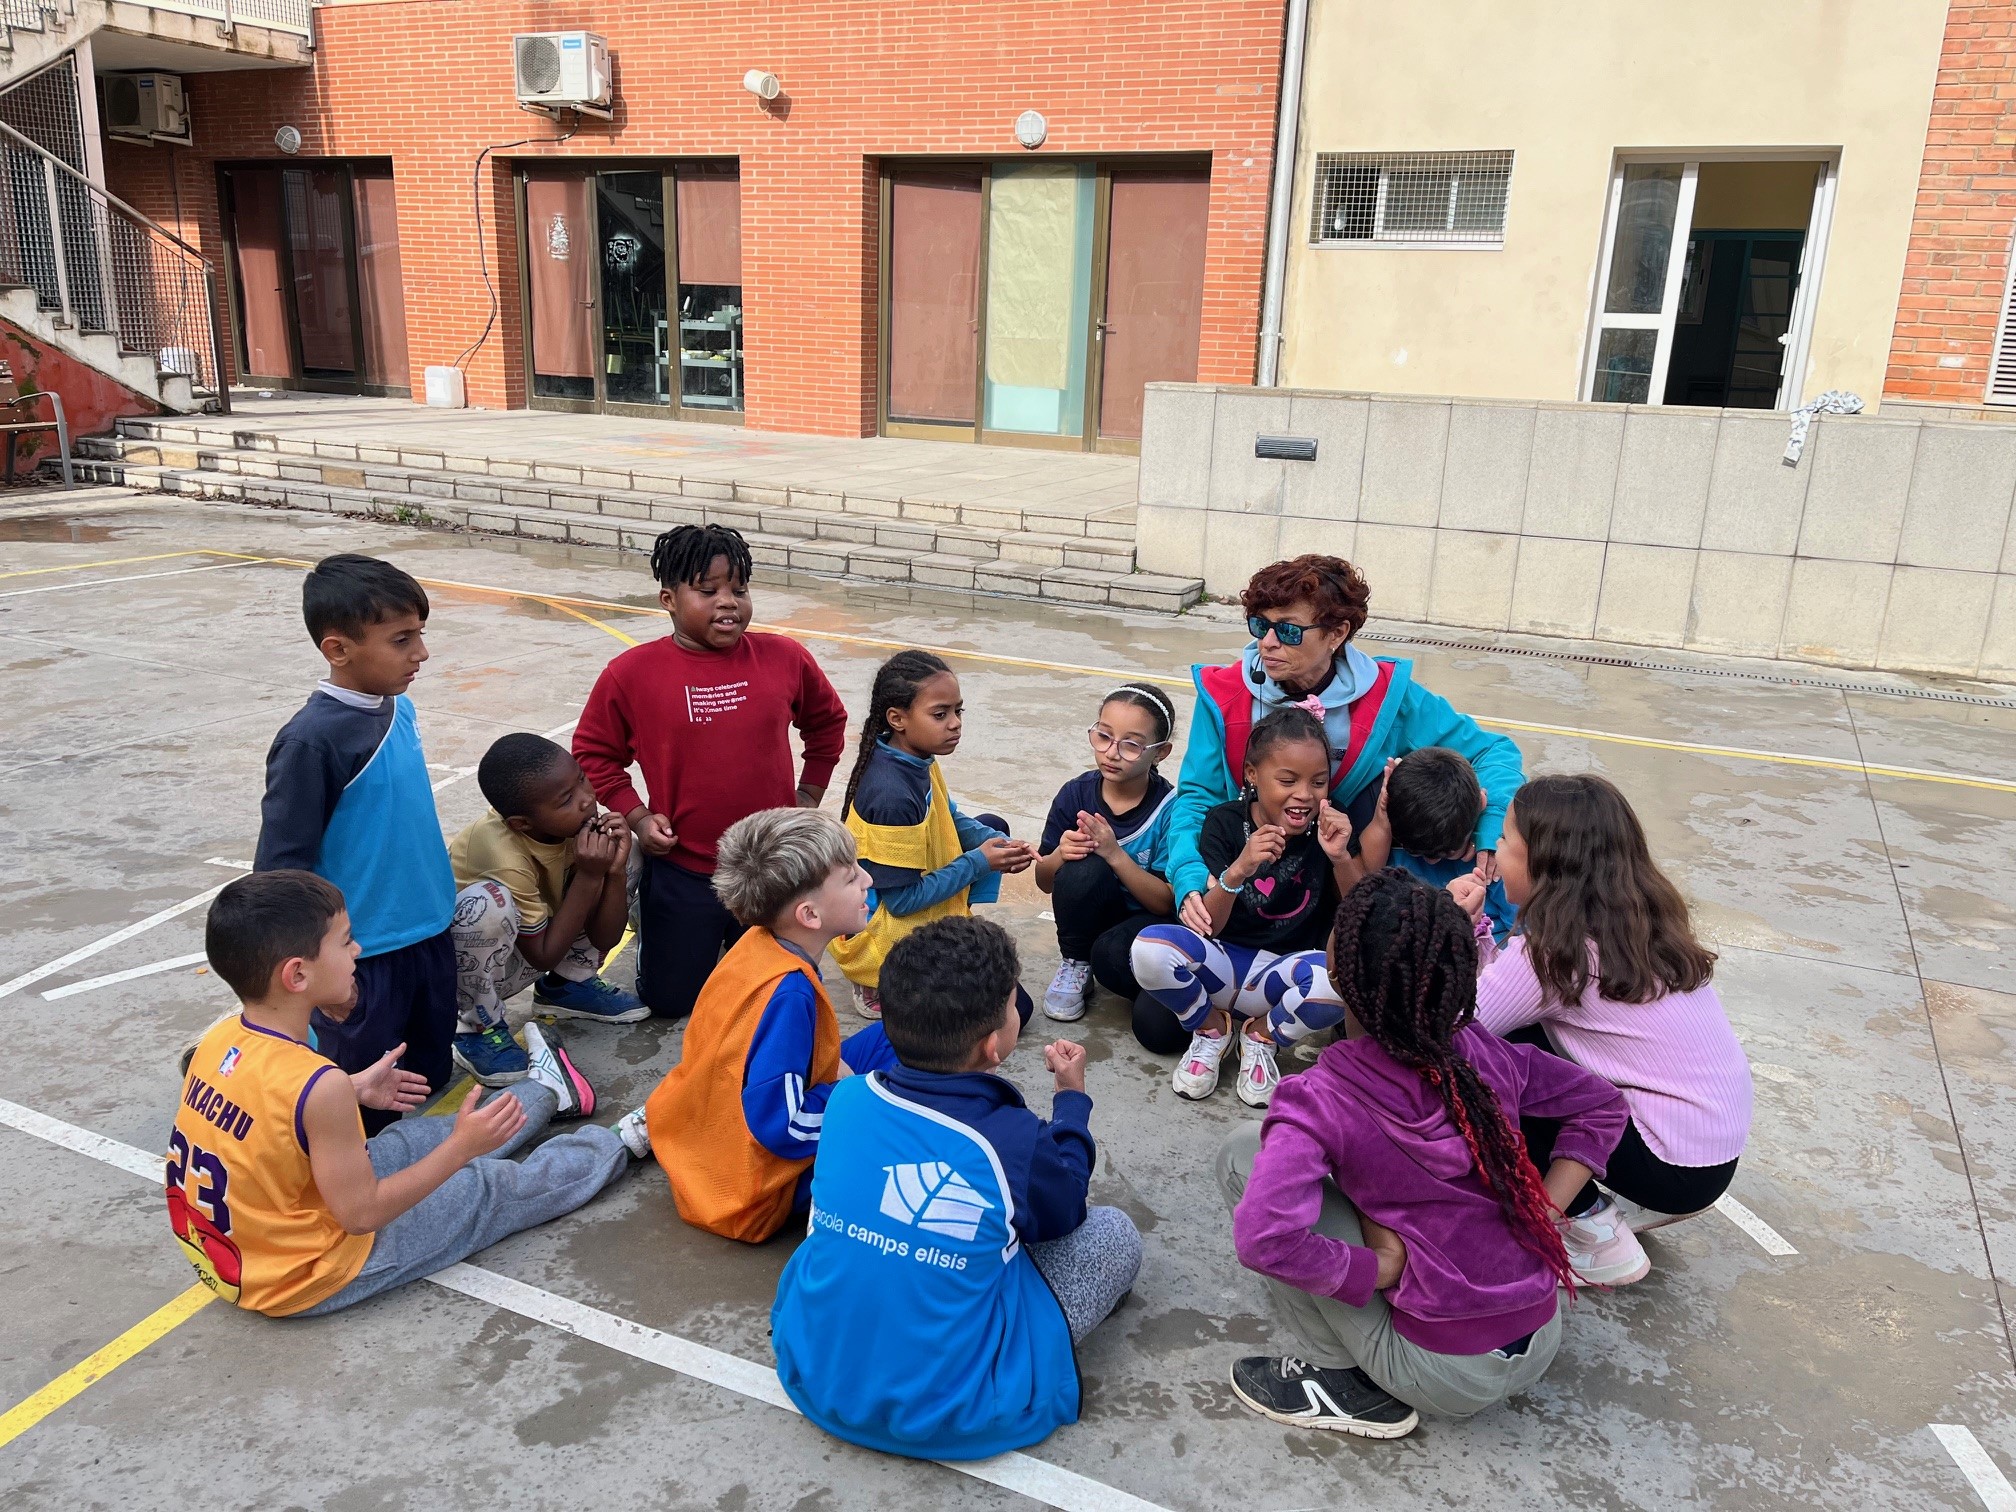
(79, 415, 1205, 613)
(2, 284, 194, 409)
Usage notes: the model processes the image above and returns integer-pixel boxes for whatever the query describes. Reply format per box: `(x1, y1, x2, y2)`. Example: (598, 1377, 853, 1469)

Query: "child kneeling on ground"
(644, 807, 891, 1243)
(448, 733, 647, 1088)
(772, 916, 1141, 1459)
(167, 871, 649, 1319)
(1220, 870, 1626, 1439)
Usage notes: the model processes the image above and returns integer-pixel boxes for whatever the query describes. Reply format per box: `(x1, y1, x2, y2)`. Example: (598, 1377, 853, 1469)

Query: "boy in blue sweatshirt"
(772, 915, 1141, 1460)
(1355, 748, 1518, 941)
(254, 555, 457, 1134)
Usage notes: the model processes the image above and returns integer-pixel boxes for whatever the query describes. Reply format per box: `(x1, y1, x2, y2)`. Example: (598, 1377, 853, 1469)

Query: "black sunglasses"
(1247, 613, 1320, 648)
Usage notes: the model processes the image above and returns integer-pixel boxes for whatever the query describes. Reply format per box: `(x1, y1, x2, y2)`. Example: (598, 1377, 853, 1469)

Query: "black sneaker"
(1228, 1355, 1419, 1439)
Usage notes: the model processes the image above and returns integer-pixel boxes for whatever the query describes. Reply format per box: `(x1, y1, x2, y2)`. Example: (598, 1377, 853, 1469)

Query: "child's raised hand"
(1316, 799, 1353, 862)
(1076, 809, 1120, 859)
(1052, 826, 1097, 864)
(1232, 823, 1288, 883)
(1044, 1038, 1087, 1093)
(575, 818, 621, 877)
(350, 1044, 429, 1112)
(1446, 874, 1487, 920)
(451, 1086, 527, 1158)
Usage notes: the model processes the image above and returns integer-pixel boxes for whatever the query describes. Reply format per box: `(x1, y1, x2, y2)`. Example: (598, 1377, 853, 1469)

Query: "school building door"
(878, 158, 1211, 453)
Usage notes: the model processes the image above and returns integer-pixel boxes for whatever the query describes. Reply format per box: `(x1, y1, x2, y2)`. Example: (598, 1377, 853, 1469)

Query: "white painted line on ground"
(0, 561, 257, 600)
(0, 881, 231, 1001)
(0, 1097, 1176, 1512)
(1714, 1194, 1798, 1256)
(1934, 1424, 2016, 1512)
(0, 1096, 160, 1181)
(205, 858, 252, 871)
(41, 951, 211, 1001)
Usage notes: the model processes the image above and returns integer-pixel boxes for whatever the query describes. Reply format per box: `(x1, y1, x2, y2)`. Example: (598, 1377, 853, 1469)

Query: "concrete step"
(111, 414, 1138, 542)
(77, 454, 1204, 614)
(84, 432, 1142, 574)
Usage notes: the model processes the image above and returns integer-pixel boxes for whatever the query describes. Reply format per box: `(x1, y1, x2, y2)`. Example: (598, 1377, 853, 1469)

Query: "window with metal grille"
(1308, 151, 1513, 247)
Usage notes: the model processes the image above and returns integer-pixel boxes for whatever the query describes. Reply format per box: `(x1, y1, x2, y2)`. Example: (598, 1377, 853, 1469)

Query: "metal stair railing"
(0, 115, 228, 409)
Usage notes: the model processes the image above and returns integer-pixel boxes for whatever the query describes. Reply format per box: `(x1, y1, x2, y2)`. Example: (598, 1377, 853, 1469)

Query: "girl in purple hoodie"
(1218, 870, 1626, 1440)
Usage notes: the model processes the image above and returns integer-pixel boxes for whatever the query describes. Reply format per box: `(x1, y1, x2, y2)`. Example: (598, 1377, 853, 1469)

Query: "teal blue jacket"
(1164, 655, 1525, 908)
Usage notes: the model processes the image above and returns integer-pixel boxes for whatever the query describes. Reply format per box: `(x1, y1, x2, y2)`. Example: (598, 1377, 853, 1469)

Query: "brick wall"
(105, 0, 1283, 435)
(1884, 0, 2016, 405)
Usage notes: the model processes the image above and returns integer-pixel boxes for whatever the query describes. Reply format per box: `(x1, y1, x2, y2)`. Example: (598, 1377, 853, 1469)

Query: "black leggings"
(1047, 854, 1187, 1052)
(1511, 1025, 1739, 1217)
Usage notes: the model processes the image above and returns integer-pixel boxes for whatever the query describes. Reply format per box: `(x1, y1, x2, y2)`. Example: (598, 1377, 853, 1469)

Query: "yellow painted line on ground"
(0, 549, 216, 580)
(85, 552, 2016, 797)
(0, 1284, 214, 1449)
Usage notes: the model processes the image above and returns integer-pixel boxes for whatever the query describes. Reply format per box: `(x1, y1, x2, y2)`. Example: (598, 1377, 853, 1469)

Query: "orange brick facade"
(1884, 0, 2016, 405)
(104, 0, 1283, 435)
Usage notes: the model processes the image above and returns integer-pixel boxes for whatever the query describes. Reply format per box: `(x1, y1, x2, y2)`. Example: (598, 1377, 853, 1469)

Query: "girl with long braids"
(1219, 870, 1626, 1440)
(828, 651, 1037, 1020)
(573, 525, 848, 1020)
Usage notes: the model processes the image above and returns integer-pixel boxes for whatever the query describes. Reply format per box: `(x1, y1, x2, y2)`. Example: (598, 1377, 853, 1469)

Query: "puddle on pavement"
(0, 516, 123, 543)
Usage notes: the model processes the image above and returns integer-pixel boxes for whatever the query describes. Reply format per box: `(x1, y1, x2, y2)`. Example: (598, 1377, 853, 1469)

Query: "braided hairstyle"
(841, 650, 952, 819)
(650, 524, 753, 590)
(1329, 870, 1578, 1295)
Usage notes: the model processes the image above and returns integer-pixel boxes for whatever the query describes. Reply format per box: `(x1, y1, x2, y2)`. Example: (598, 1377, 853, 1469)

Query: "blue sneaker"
(533, 973, 649, 1023)
(452, 1024, 529, 1086)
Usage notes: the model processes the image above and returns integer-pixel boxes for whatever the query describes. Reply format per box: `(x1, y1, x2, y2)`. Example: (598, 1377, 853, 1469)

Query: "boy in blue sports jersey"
(1356, 748, 1517, 941)
(771, 915, 1141, 1460)
(255, 555, 458, 1134)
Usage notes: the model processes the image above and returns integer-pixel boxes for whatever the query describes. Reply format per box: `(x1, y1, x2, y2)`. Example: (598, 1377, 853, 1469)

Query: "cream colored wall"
(1279, 0, 1947, 406)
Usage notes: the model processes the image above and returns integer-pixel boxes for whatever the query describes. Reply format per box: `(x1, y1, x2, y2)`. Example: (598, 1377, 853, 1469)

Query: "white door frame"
(1582, 150, 1838, 410)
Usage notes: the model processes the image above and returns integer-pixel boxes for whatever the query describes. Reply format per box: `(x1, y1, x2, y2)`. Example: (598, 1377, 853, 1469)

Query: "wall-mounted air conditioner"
(105, 73, 189, 143)
(513, 33, 613, 116)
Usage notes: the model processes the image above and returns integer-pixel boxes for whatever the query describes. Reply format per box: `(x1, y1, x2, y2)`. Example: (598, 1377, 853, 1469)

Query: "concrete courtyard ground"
(1, 489, 2014, 1510)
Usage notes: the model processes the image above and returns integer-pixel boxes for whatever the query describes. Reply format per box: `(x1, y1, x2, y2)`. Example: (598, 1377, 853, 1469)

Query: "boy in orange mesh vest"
(645, 808, 893, 1242)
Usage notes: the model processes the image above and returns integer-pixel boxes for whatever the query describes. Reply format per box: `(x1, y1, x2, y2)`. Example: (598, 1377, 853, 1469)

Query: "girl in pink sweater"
(1452, 773, 1753, 1287)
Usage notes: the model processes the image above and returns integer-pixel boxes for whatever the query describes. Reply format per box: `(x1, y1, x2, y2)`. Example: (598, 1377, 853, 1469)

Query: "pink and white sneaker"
(1561, 1197, 1651, 1285)
(1172, 1030, 1231, 1100)
(1235, 1031, 1281, 1107)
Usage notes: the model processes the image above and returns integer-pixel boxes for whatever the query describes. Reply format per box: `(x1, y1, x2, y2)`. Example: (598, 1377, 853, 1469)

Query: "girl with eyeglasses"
(1158, 555, 1526, 1057)
(1032, 684, 1181, 1026)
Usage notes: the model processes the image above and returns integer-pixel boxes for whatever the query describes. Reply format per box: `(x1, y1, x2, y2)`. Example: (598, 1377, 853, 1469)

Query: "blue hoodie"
(1164, 644, 1524, 909)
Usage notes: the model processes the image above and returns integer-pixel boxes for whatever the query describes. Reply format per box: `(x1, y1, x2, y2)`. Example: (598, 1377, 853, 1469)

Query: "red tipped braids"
(1329, 870, 1578, 1296)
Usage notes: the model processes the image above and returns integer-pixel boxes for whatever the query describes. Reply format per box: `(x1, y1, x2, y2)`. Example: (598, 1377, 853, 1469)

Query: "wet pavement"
(1, 493, 2012, 1511)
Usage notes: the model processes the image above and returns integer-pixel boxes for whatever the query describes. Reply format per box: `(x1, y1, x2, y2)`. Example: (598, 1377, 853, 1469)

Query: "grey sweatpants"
(299, 1082, 627, 1315)
(1027, 1204, 1143, 1343)
(1217, 1124, 1562, 1418)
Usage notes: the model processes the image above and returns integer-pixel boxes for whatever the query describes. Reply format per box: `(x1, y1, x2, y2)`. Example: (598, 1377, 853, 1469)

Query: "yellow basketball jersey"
(167, 1016, 373, 1317)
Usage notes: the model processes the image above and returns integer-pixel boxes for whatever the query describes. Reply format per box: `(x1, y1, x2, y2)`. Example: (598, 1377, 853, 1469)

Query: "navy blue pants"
(637, 853, 747, 1021)
(311, 926, 456, 1136)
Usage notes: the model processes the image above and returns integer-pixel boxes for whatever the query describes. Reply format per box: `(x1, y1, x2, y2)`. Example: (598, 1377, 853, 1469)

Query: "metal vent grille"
(1309, 150, 1513, 246)
(105, 76, 142, 131)
(1989, 226, 2016, 406)
(517, 35, 563, 95)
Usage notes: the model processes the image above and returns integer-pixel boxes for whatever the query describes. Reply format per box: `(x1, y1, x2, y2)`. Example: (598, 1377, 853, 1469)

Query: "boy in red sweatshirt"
(573, 526, 850, 1019)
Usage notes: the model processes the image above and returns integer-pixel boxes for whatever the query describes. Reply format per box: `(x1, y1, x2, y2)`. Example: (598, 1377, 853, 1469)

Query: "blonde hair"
(711, 807, 858, 926)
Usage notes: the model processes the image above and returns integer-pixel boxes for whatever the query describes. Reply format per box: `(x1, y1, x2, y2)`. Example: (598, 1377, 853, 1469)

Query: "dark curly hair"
(1330, 870, 1579, 1296)
(1241, 554, 1371, 641)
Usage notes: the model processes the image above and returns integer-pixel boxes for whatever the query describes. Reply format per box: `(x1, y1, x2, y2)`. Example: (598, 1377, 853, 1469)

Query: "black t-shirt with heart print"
(1197, 799, 1338, 955)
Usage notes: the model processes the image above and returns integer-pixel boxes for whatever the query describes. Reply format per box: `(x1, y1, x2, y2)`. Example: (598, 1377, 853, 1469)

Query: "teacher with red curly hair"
(1145, 555, 1525, 1051)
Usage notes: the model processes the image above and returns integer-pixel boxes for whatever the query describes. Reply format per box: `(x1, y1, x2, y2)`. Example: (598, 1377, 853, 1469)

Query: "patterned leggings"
(450, 880, 603, 1034)
(1130, 923, 1344, 1046)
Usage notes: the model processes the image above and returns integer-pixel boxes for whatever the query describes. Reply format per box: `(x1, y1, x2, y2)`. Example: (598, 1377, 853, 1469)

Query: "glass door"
(522, 163, 744, 420)
(282, 167, 359, 381)
(1093, 167, 1210, 445)
(1585, 162, 1695, 405)
(979, 161, 1097, 446)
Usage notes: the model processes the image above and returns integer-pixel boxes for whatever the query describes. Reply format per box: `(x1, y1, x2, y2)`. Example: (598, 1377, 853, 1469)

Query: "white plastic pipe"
(1256, 0, 1312, 387)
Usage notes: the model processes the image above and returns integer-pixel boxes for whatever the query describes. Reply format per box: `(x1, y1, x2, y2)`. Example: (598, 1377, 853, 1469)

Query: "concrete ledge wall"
(1138, 383, 2016, 681)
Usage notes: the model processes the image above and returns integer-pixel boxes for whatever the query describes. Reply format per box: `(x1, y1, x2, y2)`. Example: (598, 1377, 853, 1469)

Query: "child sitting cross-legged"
(1220, 870, 1627, 1440)
(772, 915, 1142, 1460)
(447, 733, 647, 1089)
(644, 807, 892, 1243)
(167, 871, 648, 1319)
(1353, 748, 1516, 940)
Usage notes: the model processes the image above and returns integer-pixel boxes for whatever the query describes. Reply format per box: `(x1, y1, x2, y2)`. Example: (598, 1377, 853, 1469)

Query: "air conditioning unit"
(514, 32, 613, 114)
(104, 73, 189, 143)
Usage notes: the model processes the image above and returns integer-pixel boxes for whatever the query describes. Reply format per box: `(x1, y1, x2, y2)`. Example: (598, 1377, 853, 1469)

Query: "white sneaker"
(613, 1106, 652, 1160)
(1560, 1197, 1652, 1285)
(1236, 1032, 1281, 1107)
(1044, 959, 1094, 1020)
(522, 1021, 593, 1118)
(853, 982, 882, 1019)
(1172, 1030, 1232, 1100)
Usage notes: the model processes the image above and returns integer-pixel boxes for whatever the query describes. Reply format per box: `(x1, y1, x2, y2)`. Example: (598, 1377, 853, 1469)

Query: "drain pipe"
(1256, 0, 1312, 387)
